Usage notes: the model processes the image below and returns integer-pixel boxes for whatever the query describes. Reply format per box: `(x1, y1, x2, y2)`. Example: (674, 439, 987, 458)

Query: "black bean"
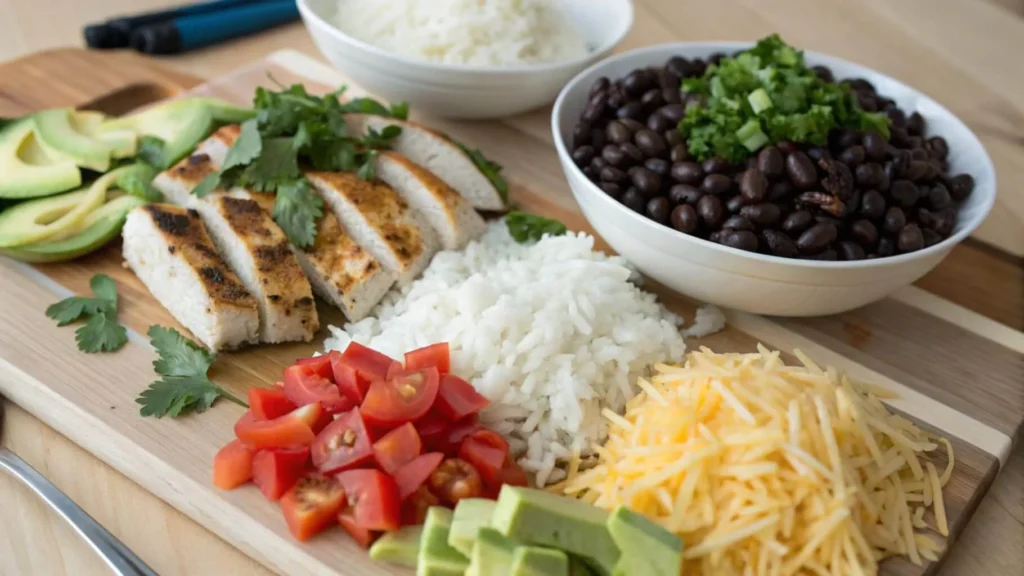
(797, 223, 838, 255)
(572, 122, 591, 147)
(598, 182, 622, 200)
(641, 88, 665, 111)
(862, 130, 887, 161)
(923, 161, 940, 181)
(877, 237, 895, 257)
(709, 230, 725, 243)
(658, 104, 687, 125)
(777, 140, 799, 155)
(581, 92, 608, 123)
(607, 87, 624, 109)
(666, 56, 690, 78)
(782, 210, 815, 235)
(885, 107, 906, 127)
(806, 146, 831, 163)
(701, 174, 733, 196)
(835, 129, 861, 151)
(948, 174, 974, 201)
(669, 184, 703, 205)
(786, 154, 818, 192)
(670, 145, 690, 163)
(646, 197, 671, 223)
(616, 101, 645, 120)
(805, 248, 838, 261)
(907, 112, 926, 136)
(855, 163, 884, 188)
(761, 229, 799, 257)
(917, 208, 934, 228)
(602, 144, 626, 167)
(647, 113, 672, 133)
(671, 161, 703, 184)
(922, 228, 943, 247)
(697, 195, 725, 228)
(931, 208, 956, 235)
(811, 65, 835, 83)
(723, 215, 755, 231)
(883, 206, 907, 234)
(851, 219, 879, 247)
(656, 67, 677, 89)
(897, 224, 925, 253)
(635, 129, 668, 158)
(572, 145, 595, 167)
(755, 146, 785, 180)
(928, 184, 953, 210)
(621, 188, 646, 213)
(740, 203, 782, 226)
(738, 169, 768, 202)
(620, 142, 645, 164)
(839, 145, 866, 168)
(889, 179, 919, 208)
(583, 166, 597, 180)
(702, 156, 731, 175)
(589, 77, 610, 98)
(906, 136, 924, 150)
(670, 204, 699, 234)
(721, 230, 759, 252)
(620, 118, 645, 133)
(856, 92, 879, 112)
(926, 136, 949, 160)
(768, 181, 795, 202)
(605, 121, 631, 145)
(600, 165, 626, 183)
(644, 158, 671, 177)
(622, 70, 651, 96)
(745, 156, 759, 171)
(665, 131, 685, 149)
(725, 194, 747, 213)
(838, 241, 866, 261)
(877, 165, 891, 192)
(631, 167, 662, 197)
(910, 148, 929, 162)
(662, 87, 682, 104)
(591, 128, 607, 152)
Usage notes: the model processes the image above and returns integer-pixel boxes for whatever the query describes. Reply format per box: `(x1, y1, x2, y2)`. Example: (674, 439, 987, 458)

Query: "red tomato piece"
(361, 367, 440, 427)
(371, 423, 422, 475)
(330, 351, 372, 404)
(467, 429, 509, 454)
(280, 474, 347, 541)
(213, 439, 255, 489)
(272, 381, 284, 389)
(393, 452, 444, 501)
(459, 436, 506, 488)
(401, 486, 440, 526)
(252, 446, 310, 501)
(248, 387, 297, 420)
(311, 410, 374, 474)
(294, 355, 335, 380)
(282, 364, 353, 414)
(234, 403, 321, 449)
(404, 342, 450, 374)
(427, 458, 484, 506)
(340, 342, 398, 381)
(499, 455, 530, 488)
(434, 374, 489, 421)
(335, 469, 401, 532)
(338, 509, 378, 548)
(422, 416, 481, 456)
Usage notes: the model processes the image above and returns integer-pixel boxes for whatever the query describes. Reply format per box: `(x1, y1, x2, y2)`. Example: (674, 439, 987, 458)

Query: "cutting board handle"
(0, 48, 202, 117)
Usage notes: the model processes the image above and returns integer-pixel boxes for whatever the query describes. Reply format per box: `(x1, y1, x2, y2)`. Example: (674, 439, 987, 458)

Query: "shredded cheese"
(560, 347, 953, 575)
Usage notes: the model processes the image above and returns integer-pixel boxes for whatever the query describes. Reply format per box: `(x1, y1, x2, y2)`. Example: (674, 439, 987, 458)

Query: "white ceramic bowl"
(552, 42, 996, 317)
(298, 0, 634, 120)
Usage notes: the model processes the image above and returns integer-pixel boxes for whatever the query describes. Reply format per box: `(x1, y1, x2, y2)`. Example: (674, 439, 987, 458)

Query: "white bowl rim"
(297, 0, 636, 75)
(551, 41, 998, 271)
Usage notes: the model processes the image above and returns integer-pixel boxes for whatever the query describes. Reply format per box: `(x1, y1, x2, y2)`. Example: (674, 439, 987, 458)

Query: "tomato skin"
(361, 367, 440, 428)
(459, 437, 506, 488)
(248, 387, 297, 420)
(234, 404, 321, 449)
(280, 475, 347, 541)
(339, 342, 398, 381)
(434, 374, 489, 421)
(338, 509, 378, 548)
(330, 352, 372, 404)
(251, 446, 310, 501)
(428, 458, 484, 506)
(421, 416, 480, 456)
(213, 440, 255, 489)
(311, 410, 374, 474)
(499, 456, 530, 488)
(372, 423, 422, 475)
(401, 486, 439, 526)
(295, 355, 335, 380)
(405, 342, 451, 374)
(335, 469, 401, 532)
(393, 452, 444, 500)
(282, 365, 353, 414)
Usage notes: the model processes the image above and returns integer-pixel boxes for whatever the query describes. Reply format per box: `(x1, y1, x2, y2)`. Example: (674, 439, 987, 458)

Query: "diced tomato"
(283, 364, 353, 414)
(372, 423, 422, 475)
(335, 469, 401, 532)
(338, 509, 378, 548)
(393, 452, 444, 500)
(280, 474, 347, 541)
(330, 351, 372, 404)
(295, 355, 335, 380)
(420, 415, 480, 456)
(213, 439, 255, 489)
(459, 436, 506, 488)
(312, 410, 335, 434)
(499, 455, 530, 488)
(272, 381, 284, 389)
(427, 458, 483, 506)
(467, 429, 509, 454)
(404, 343, 450, 374)
(234, 403, 321, 449)
(361, 367, 440, 427)
(251, 446, 310, 501)
(415, 408, 451, 438)
(248, 387, 297, 420)
(434, 374, 489, 421)
(338, 342, 398, 381)
(401, 486, 440, 526)
(311, 410, 374, 474)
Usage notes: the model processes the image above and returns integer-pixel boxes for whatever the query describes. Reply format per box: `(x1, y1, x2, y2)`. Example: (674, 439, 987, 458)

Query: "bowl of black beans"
(551, 35, 995, 316)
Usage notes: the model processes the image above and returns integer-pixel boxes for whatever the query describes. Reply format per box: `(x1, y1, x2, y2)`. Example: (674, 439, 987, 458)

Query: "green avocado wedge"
(0, 117, 82, 199)
(34, 108, 120, 172)
(192, 97, 257, 124)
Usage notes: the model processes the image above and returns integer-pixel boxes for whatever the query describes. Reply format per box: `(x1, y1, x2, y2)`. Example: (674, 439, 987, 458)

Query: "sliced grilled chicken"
(153, 158, 319, 343)
(122, 204, 259, 351)
(196, 127, 396, 322)
(345, 114, 506, 211)
(306, 170, 439, 286)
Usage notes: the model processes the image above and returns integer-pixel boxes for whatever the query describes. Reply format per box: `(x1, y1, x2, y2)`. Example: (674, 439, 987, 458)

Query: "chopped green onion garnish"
(748, 89, 772, 114)
(736, 120, 769, 152)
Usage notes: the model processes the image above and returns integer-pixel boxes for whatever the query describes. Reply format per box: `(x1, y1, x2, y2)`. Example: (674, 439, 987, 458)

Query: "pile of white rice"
(331, 0, 590, 67)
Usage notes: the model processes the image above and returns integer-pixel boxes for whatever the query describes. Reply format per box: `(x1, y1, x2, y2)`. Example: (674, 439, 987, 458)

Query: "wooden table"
(1, 1, 1022, 575)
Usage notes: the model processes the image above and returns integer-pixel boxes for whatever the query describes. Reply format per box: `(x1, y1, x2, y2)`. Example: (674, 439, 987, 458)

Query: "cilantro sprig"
(45, 274, 128, 353)
(506, 211, 567, 244)
(136, 326, 247, 418)
(191, 80, 407, 248)
(455, 142, 509, 205)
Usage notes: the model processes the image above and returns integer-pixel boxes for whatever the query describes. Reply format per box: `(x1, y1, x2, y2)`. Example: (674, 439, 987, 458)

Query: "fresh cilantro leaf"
(45, 297, 109, 326)
(455, 142, 509, 205)
(389, 102, 410, 120)
(222, 118, 263, 170)
(356, 151, 378, 181)
(191, 173, 221, 198)
(273, 179, 324, 249)
(340, 97, 411, 120)
(90, 274, 118, 307)
(236, 137, 301, 193)
(148, 325, 214, 378)
(75, 310, 128, 353)
(506, 211, 567, 243)
(118, 172, 162, 202)
(292, 121, 314, 151)
(137, 136, 168, 169)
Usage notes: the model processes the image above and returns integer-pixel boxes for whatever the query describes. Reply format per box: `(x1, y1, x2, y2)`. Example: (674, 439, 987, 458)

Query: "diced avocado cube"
(467, 527, 519, 576)
(510, 546, 569, 576)
(569, 555, 598, 576)
(417, 507, 469, 576)
(490, 486, 620, 576)
(369, 525, 423, 568)
(449, 499, 497, 557)
(611, 555, 651, 576)
(606, 506, 682, 576)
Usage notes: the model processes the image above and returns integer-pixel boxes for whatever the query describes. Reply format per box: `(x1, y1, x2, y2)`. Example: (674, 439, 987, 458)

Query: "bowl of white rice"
(297, 0, 634, 119)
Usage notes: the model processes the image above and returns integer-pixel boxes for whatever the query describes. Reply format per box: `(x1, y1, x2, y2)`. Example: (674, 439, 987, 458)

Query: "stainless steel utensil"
(0, 400, 159, 576)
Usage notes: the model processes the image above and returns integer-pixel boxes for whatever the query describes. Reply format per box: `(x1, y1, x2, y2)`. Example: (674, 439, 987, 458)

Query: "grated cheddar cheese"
(555, 346, 955, 576)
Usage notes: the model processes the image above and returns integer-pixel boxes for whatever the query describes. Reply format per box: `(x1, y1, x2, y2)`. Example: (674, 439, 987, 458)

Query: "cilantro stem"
(219, 388, 248, 408)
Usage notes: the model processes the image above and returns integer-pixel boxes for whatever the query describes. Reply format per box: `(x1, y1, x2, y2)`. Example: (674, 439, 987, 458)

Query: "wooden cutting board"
(0, 48, 1021, 576)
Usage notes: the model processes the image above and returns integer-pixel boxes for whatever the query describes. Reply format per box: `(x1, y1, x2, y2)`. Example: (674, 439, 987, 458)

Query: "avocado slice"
(606, 506, 682, 576)
(100, 98, 214, 169)
(34, 108, 119, 172)
(417, 507, 469, 576)
(1, 194, 145, 263)
(449, 499, 497, 557)
(569, 555, 598, 576)
(491, 486, 620, 576)
(72, 111, 138, 158)
(0, 117, 82, 199)
(510, 546, 569, 576)
(369, 525, 423, 568)
(191, 96, 256, 124)
(466, 527, 519, 576)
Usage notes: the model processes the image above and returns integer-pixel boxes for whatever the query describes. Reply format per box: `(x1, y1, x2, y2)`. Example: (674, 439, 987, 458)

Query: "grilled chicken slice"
(196, 127, 396, 321)
(345, 114, 506, 211)
(154, 158, 318, 343)
(306, 170, 439, 286)
(122, 204, 259, 351)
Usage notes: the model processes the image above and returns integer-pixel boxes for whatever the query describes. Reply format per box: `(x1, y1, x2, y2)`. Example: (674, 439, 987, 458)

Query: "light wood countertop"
(1, 1, 1022, 575)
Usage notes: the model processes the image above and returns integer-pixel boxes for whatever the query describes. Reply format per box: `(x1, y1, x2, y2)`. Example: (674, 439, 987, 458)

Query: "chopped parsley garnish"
(191, 80, 407, 248)
(679, 34, 890, 163)
(136, 136, 168, 170)
(45, 274, 127, 353)
(115, 163, 162, 202)
(136, 325, 247, 418)
(506, 211, 567, 243)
